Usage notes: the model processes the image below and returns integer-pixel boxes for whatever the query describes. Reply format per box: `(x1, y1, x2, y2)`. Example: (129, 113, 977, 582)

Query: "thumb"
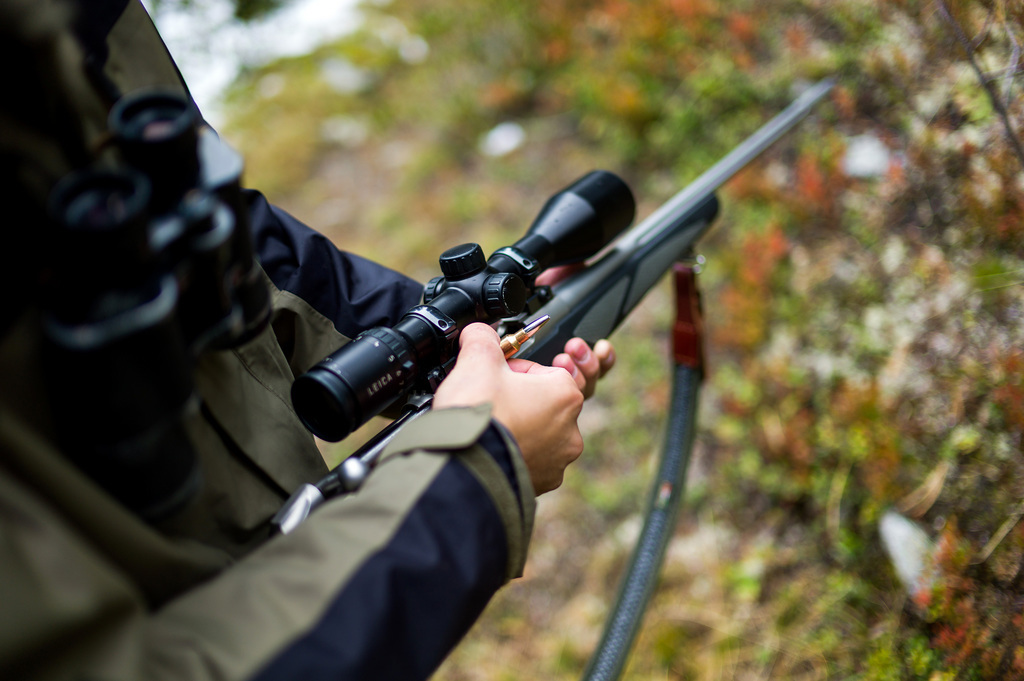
(455, 323, 506, 368)
(433, 323, 505, 409)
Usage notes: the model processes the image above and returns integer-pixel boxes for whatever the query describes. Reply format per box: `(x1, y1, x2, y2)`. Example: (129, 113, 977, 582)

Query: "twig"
(976, 280, 1024, 293)
(970, 4, 994, 51)
(972, 499, 1024, 565)
(980, 65, 1024, 83)
(937, 0, 1024, 172)
(896, 460, 951, 518)
(1003, 21, 1021, 103)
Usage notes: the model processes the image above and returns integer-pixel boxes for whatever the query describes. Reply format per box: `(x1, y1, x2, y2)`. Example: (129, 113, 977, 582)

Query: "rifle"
(274, 79, 834, 533)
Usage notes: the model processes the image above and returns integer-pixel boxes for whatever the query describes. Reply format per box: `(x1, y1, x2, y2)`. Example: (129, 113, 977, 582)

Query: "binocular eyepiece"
(291, 170, 636, 442)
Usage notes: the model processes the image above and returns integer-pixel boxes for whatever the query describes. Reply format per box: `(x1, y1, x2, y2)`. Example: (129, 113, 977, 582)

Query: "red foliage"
(739, 223, 789, 288)
(913, 585, 932, 611)
(480, 81, 523, 111)
(668, 0, 715, 25)
(711, 224, 790, 353)
(725, 165, 781, 202)
(790, 147, 846, 222)
(726, 12, 757, 47)
(934, 522, 973, 581)
(994, 198, 1024, 247)
(831, 85, 857, 121)
(992, 351, 1024, 430)
(885, 153, 906, 187)
(783, 22, 809, 55)
(933, 599, 981, 668)
(794, 152, 828, 208)
(609, 80, 646, 120)
(600, 0, 631, 20)
(543, 38, 570, 65)
(715, 287, 767, 352)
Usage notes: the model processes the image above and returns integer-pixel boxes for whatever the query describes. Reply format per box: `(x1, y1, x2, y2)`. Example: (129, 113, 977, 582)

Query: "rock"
(842, 133, 891, 178)
(879, 510, 934, 596)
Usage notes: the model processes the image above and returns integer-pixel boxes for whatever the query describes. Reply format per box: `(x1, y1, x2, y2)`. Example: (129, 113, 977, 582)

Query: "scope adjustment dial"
(439, 242, 486, 279)
(422, 275, 445, 304)
(483, 273, 527, 318)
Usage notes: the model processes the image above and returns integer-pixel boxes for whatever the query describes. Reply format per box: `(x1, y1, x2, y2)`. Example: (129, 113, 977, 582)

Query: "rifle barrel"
(518, 78, 835, 365)
(635, 78, 835, 245)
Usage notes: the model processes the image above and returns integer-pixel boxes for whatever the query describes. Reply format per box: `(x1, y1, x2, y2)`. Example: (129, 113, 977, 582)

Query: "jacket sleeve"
(0, 405, 536, 681)
(246, 188, 425, 340)
(147, 406, 535, 681)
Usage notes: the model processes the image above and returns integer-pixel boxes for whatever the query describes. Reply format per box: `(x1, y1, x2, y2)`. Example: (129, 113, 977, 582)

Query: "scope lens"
(519, 170, 636, 268)
(291, 368, 360, 442)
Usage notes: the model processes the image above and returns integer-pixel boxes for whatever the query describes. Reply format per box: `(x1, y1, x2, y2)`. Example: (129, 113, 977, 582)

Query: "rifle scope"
(291, 171, 636, 441)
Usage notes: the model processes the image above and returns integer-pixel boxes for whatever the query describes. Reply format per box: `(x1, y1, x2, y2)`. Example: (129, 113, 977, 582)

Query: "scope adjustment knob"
(483, 273, 527, 318)
(422, 276, 445, 304)
(439, 243, 486, 279)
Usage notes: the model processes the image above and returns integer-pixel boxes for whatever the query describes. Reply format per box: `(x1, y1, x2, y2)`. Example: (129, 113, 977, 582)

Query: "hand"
(433, 323, 585, 495)
(534, 264, 616, 399)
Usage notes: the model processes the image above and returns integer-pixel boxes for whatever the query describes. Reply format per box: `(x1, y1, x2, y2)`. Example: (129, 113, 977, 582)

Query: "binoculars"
(44, 91, 269, 520)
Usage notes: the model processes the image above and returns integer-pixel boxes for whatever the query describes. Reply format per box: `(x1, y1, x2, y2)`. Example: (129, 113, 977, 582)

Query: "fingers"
(594, 339, 615, 377)
(551, 352, 585, 392)
(555, 337, 613, 399)
(452, 325, 507, 389)
(534, 263, 584, 287)
(447, 329, 615, 405)
(435, 323, 593, 497)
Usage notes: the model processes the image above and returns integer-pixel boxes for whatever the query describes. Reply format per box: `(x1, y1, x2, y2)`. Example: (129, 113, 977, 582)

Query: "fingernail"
(572, 346, 591, 363)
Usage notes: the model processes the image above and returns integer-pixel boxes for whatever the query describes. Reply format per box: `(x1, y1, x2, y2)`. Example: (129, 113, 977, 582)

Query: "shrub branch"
(937, 0, 1024, 171)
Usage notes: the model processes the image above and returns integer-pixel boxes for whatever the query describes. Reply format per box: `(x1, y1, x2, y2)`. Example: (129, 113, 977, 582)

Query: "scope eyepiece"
(292, 327, 417, 441)
(291, 366, 360, 442)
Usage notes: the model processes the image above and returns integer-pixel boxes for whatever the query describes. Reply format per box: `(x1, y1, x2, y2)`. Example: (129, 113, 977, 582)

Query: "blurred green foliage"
(213, 0, 1024, 678)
